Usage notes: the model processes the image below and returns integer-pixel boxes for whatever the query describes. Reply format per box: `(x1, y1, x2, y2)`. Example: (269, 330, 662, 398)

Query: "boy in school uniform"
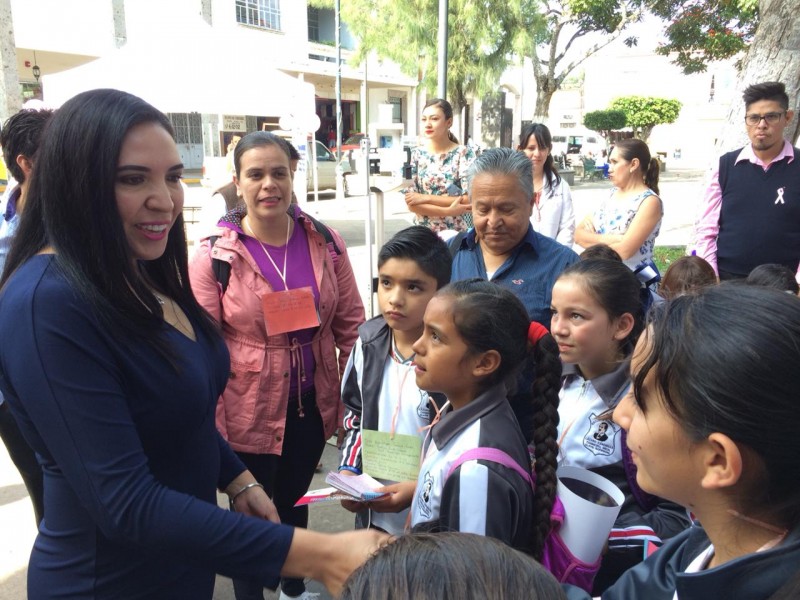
(338, 226, 452, 534)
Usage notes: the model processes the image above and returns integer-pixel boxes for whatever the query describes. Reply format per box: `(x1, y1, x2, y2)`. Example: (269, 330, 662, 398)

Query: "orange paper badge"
(261, 287, 320, 336)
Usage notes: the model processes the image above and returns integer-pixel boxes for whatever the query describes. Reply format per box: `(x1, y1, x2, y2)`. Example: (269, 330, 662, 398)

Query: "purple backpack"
(447, 447, 600, 593)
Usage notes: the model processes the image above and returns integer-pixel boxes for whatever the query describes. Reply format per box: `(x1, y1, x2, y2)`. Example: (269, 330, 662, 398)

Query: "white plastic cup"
(556, 465, 625, 564)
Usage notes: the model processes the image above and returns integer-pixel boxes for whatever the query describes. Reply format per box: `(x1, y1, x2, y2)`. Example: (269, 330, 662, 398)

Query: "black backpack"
(209, 214, 341, 293)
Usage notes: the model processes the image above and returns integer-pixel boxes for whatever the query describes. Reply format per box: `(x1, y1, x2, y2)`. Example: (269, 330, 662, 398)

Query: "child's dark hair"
(558, 259, 644, 348)
(440, 279, 560, 560)
(634, 283, 800, 530)
(614, 138, 660, 196)
(378, 226, 452, 289)
(340, 532, 566, 600)
(579, 244, 622, 263)
(660, 255, 717, 300)
(745, 263, 799, 295)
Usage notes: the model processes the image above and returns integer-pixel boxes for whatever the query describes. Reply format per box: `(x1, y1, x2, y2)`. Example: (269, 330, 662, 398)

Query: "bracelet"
(338, 465, 362, 475)
(230, 482, 264, 504)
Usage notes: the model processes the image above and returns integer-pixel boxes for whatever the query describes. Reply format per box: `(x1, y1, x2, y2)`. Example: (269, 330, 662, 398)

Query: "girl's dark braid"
(529, 333, 562, 560)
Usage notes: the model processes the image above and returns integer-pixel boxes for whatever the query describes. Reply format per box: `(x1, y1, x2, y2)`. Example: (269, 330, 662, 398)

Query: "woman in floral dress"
(405, 98, 477, 234)
(574, 138, 663, 271)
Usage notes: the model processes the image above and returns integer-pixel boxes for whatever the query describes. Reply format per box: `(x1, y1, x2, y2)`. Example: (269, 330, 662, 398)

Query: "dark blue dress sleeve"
(0, 261, 293, 587)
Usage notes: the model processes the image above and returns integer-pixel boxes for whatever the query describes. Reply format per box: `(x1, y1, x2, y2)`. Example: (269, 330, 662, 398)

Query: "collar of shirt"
(3, 186, 21, 222)
(431, 381, 509, 448)
(735, 140, 795, 169)
(561, 355, 631, 409)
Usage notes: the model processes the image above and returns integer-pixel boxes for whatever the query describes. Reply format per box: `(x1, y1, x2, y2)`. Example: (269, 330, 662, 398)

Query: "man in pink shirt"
(693, 81, 799, 280)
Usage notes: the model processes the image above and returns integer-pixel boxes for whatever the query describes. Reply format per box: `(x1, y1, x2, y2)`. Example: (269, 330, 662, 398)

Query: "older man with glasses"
(693, 81, 799, 280)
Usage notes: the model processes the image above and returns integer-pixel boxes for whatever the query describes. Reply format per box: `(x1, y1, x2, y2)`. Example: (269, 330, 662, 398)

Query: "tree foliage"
(517, 0, 649, 118)
(650, 0, 759, 74)
(309, 0, 537, 115)
(583, 110, 627, 139)
(609, 96, 682, 142)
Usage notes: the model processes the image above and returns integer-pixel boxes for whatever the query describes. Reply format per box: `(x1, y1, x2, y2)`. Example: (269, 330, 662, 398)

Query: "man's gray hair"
(468, 147, 533, 201)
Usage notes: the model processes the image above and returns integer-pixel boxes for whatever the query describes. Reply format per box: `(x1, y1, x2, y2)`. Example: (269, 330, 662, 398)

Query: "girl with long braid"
(408, 279, 561, 558)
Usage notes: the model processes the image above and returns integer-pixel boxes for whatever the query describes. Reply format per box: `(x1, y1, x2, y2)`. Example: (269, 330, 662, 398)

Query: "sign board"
(222, 115, 246, 131)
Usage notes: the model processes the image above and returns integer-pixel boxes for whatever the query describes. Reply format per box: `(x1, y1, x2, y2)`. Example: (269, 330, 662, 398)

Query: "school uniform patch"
(583, 414, 620, 457)
(417, 471, 434, 519)
(417, 390, 431, 420)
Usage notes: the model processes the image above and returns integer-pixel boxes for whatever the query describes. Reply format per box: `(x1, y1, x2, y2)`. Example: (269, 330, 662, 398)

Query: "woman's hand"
(284, 529, 392, 597)
(405, 191, 425, 207)
(233, 485, 281, 524)
(366, 480, 416, 513)
(580, 216, 596, 232)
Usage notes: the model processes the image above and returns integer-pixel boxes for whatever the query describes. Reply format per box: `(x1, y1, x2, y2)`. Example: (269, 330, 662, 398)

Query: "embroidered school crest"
(417, 390, 431, 420)
(582, 414, 620, 457)
(417, 471, 434, 519)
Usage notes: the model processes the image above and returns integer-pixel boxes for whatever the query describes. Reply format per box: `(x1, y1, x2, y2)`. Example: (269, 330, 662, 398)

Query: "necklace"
(153, 294, 165, 306)
(243, 215, 291, 290)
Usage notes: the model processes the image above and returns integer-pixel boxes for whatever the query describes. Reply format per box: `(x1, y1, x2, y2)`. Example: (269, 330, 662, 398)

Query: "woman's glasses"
(745, 112, 785, 126)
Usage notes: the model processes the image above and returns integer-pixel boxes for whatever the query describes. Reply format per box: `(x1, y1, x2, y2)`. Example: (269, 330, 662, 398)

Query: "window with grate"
(236, 0, 281, 31)
(308, 6, 319, 41)
(388, 96, 403, 123)
(167, 113, 202, 145)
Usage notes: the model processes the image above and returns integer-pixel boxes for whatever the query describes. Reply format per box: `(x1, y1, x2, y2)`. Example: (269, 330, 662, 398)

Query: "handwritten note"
(261, 287, 320, 336)
(362, 429, 421, 482)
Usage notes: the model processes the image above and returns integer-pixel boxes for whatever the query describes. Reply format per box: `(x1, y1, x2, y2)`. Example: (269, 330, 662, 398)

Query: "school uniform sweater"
(339, 316, 435, 534)
(409, 383, 534, 553)
(558, 361, 690, 592)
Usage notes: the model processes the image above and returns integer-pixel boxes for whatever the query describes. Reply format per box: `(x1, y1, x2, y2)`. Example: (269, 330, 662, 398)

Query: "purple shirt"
(221, 214, 319, 394)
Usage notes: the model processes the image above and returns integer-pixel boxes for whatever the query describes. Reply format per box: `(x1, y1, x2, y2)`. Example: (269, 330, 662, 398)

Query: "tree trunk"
(0, 0, 22, 121)
(715, 0, 800, 156)
(533, 76, 556, 121)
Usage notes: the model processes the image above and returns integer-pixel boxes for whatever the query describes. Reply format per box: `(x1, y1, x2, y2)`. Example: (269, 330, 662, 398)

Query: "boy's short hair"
(378, 226, 452, 289)
(746, 263, 799, 294)
(1, 108, 55, 184)
(742, 81, 789, 111)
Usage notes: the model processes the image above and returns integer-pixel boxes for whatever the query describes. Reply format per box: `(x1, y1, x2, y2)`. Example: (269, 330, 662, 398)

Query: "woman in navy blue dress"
(0, 89, 386, 599)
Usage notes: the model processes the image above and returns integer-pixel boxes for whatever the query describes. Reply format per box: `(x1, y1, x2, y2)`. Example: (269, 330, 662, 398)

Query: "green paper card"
(361, 429, 422, 482)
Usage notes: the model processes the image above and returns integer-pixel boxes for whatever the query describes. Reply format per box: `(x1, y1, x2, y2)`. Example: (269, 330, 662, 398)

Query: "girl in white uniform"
(550, 259, 689, 594)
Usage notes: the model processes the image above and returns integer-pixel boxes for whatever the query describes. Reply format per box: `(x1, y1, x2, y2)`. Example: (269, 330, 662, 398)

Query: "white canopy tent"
(42, 17, 315, 121)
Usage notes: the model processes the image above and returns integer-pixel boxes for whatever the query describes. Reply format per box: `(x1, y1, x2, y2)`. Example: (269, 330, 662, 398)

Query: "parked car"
(330, 133, 366, 154)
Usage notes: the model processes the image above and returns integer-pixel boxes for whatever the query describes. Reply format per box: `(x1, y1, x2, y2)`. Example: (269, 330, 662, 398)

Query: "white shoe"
(278, 591, 320, 600)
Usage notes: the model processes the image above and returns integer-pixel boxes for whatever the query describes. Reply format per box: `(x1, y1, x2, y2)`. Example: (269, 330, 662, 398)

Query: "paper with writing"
(362, 429, 421, 481)
(261, 286, 319, 336)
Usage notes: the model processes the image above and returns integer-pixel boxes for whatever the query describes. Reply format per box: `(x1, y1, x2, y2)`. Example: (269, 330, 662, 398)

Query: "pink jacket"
(189, 211, 364, 455)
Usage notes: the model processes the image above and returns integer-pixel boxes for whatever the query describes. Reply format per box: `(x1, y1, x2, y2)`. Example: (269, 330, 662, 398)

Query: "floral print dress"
(409, 145, 477, 232)
(592, 188, 663, 270)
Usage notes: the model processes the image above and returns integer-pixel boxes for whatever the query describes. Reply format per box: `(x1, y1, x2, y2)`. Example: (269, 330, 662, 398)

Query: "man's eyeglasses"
(745, 112, 785, 126)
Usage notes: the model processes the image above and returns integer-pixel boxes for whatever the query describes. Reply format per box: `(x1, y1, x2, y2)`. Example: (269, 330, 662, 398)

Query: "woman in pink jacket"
(190, 132, 364, 600)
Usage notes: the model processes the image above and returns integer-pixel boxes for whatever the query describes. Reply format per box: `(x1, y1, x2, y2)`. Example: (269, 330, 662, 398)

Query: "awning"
(42, 16, 315, 121)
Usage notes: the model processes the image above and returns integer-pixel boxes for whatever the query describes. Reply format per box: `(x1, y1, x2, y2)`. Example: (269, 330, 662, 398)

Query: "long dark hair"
(423, 98, 459, 144)
(615, 138, 660, 196)
(518, 123, 561, 189)
(441, 279, 561, 560)
(634, 284, 800, 530)
(1, 89, 220, 359)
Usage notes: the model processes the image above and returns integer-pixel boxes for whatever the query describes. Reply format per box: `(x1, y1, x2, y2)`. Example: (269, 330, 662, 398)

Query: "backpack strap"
(303, 213, 342, 256)
(446, 447, 533, 489)
(208, 235, 231, 294)
(447, 231, 468, 259)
